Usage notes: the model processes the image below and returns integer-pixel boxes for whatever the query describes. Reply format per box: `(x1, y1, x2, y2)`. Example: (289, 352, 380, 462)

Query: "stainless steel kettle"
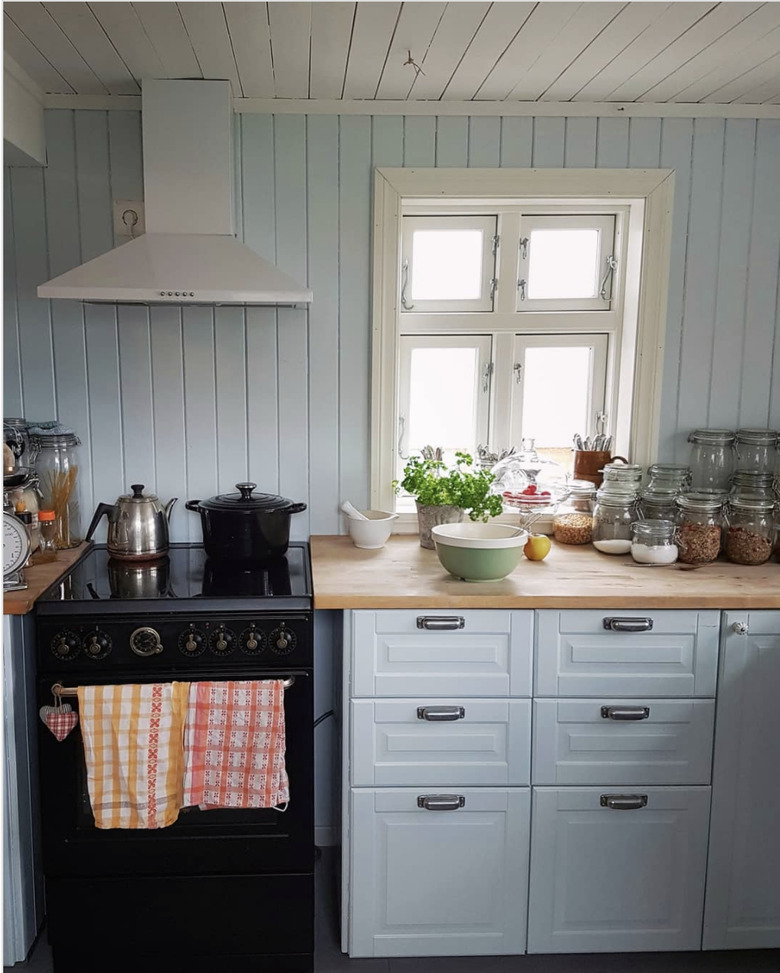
(85, 484, 177, 560)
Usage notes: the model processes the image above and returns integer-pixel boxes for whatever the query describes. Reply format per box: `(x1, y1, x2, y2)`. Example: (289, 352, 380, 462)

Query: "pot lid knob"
(131, 484, 145, 499)
(236, 482, 257, 500)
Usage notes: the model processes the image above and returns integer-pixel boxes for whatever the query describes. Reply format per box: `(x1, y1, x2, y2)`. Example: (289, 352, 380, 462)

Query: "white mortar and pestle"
(340, 501, 398, 550)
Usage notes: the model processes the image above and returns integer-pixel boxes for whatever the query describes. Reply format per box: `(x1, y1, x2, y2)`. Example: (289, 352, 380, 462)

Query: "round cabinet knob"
(270, 624, 297, 656)
(240, 625, 267, 655)
(178, 625, 205, 657)
(129, 627, 164, 657)
(732, 621, 749, 635)
(83, 629, 112, 660)
(51, 630, 81, 661)
(208, 624, 236, 656)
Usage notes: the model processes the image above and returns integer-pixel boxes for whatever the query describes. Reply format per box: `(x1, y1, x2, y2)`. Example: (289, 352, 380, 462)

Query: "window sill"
(391, 511, 554, 536)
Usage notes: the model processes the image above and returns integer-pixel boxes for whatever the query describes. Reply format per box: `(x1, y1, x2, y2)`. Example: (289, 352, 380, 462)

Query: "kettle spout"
(164, 497, 178, 522)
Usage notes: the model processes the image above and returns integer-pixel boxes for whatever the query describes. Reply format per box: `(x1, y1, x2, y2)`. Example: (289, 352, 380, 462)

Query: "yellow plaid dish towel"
(78, 683, 189, 829)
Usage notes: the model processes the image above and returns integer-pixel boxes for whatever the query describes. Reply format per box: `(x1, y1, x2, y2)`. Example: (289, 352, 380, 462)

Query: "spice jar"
(592, 490, 638, 554)
(552, 480, 596, 545)
(730, 470, 775, 500)
(30, 429, 81, 548)
(688, 429, 735, 491)
(646, 463, 692, 493)
(631, 519, 678, 565)
(600, 463, 643, 494)
(639, 488, 679, 523)
(29, 510, 58, 564)
(734, 429, 778, 474)
(724, 495, 775, 565)
(675, 493, 726, 565)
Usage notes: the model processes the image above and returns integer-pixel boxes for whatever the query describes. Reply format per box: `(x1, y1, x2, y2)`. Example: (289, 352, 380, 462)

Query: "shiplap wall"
(4, 111, 780, 541)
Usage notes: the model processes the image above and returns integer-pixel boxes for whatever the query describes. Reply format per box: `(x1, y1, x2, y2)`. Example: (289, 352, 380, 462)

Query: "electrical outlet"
(113, 200, 145, 240)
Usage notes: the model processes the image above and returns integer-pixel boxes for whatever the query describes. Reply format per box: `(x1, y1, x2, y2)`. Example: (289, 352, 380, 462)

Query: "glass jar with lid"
(4, 418, 36, 470)
(592, 490, 638, 554)
(638, 488, 679, 523)
(688, 429, 735, 491)
(646, 463, 692, 493)
(734, 428, 777, 474)
(675, 492, 726, 565)
(552, 480, 596, 545)
(630, 519, 678, 565)
(730, 470, 775, 500)
(600, 463, 643, 494)
(30, 428, 81, 548)
(724, 495, 775, 565)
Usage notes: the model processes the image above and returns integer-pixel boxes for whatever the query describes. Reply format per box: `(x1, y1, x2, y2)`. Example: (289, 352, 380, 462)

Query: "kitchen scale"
(4, 510, 30, 591)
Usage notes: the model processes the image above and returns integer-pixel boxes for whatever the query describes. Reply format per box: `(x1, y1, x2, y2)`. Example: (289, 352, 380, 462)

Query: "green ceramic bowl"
(431, 523, 529, 582)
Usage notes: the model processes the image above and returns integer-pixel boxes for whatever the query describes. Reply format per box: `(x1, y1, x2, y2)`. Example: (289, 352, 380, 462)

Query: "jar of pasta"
(30, 429, 81, 548)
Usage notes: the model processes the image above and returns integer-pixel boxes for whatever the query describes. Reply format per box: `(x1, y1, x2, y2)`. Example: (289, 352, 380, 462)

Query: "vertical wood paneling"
(500, 117, 533, 166)
(564, 118, 597, 167)
(628, 118, 662, 168)
(435, 117, 468, 167)
(245, 309, 279, 495)
(214, 307, 249, 495)
(4, 171, 23, 416)
(403, 116, 436, 166)
(468, 117, 501, 166)
(107, 110, 143, 245)
(339, 116, 372, 509)
(596, 117, 630, 166)
(182, 307, 217, 542)
(84, 305, 123, 516)
(372, 116, 404, 167)
(118, 305, 155, 491)
(532, 117, 565, 166)
(307, 115, 341, 533)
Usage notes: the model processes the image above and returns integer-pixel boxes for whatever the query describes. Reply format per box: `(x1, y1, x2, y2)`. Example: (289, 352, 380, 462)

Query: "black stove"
(35, 542, 315, 973)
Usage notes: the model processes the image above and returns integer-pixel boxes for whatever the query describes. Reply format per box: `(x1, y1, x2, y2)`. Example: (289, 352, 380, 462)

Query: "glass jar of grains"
(675, 493, 726, 565)
(688, 429, 735, 491)
(734, 429, 777, 474)
(730, 470, 776, 500)
(724, 495, 775, 565)
(630, 519, 678, 565)
(31, 429, 82, 548)
(592, 490, 638, 555)
(552, 480, 596, 545)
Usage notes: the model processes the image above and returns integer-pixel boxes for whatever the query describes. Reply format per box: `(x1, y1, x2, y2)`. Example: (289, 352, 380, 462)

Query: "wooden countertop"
(311, 535, 780, 609)
(3, 543, 91, 615)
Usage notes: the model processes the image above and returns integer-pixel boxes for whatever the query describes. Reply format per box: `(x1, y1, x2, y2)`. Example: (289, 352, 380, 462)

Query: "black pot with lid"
(185, 482, 306, 563)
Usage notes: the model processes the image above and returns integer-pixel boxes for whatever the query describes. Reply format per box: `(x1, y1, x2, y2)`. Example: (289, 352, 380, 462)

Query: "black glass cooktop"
(36, 543, 312, 615)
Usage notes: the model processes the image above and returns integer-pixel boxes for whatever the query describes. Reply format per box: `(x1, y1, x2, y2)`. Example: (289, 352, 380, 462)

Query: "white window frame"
(371, 168, 675, 517)
(401, 215, 497, 313)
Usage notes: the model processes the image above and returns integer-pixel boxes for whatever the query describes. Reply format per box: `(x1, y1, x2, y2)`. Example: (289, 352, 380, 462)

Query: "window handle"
(398, 416, 409, 461)
(514, 362, 522, 384)
(489, 277, 498, 300)
(482, 361, 494, 393)
(401, 260, 414, 310)
(599, 255, 617, 300)
(519, 237, 528, 260)
(517, 278, 527, 301)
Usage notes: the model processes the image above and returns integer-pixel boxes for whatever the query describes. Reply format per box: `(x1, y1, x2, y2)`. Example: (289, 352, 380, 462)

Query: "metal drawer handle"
(417, 794, 466, 811)
(417, 706, 466, 722)
(600, 794, 648, 811)
(603, 617, 654, 632)
(601, 706, 650, 721)
(416, 616, 465, 631)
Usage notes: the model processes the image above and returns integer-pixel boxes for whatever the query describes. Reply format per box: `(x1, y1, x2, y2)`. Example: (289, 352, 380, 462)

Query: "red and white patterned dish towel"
(182, 680, 289, 810)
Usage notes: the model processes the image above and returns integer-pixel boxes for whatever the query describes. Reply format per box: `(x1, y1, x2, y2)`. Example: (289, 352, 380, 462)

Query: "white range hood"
(38, 80, 312, 306)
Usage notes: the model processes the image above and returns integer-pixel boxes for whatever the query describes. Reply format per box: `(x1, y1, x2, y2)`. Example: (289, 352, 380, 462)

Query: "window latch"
(519, 237, 528, 260)
(492, 234, 500, 256)
(517, 278, 527, 301)
(489, 277, 498, 300)
(513, 362, 522, 384)
(401, 260, 414, 310)
(482, 361, 494, 394)
(599, 255, 617, 301)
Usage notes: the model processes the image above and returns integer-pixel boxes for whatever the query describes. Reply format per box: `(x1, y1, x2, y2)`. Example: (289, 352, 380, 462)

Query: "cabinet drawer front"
(351, 699, 531, 787)
(533, 699, 715, 785)
(352, 611, 533, 697)
(349, 787, 530, 957)
(528, 786, 711, 954)
(535, 610, 719, 697)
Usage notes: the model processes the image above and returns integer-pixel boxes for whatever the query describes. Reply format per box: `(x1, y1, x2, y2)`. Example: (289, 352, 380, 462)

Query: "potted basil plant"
(393, 448, 504, 549)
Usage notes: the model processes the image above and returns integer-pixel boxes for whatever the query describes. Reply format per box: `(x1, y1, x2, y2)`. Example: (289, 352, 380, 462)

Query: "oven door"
(38, 669, 313, 878)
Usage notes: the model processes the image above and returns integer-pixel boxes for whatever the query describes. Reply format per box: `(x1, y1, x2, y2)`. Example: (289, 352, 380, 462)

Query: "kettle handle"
(85, 503, 114, 542)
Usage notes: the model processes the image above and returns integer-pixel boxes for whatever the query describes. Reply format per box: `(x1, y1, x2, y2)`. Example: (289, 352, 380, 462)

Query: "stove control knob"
(209, 624, 235, 656)
(270, 624, 297, 655)
(83, 629, 112, 660)
(240, 624, 267, 655)
(129, 627, 164, 657)
(178, 625, 205, 657)
(51, 630, 81, 661)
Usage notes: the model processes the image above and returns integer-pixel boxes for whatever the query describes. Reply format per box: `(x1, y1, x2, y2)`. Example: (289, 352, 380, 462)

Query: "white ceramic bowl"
(346, 510, 398, 549)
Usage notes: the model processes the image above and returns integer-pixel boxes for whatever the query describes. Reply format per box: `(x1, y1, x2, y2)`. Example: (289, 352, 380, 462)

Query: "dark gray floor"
(7, 849, 780, 973)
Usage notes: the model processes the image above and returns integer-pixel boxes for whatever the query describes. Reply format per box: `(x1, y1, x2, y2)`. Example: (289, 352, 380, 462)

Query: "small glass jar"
(734, 428, 778, 474)
(30, 509, 58, 564)
(688, 429, 735, 491)
(31, 430, 82, 548)
(724, 495, 775, 565)
(600, 463, 643, 494)
(730, 470, 775, 500)
(592, 490, 638, 554)
(646, 463, 692, 493)
(3, 418, 36, 469)
(675, 493, 726, 565)
(638, 488, 679, 523)
(552, 480, 596, 545)
(630, 519, 678, 565)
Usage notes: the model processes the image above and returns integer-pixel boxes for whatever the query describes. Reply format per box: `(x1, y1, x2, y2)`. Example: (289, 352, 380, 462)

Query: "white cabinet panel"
(349, 787, 530, 957)
(351, 698, 531, 787)
(535, 610, 719, 697)
(533, 698, 715, 786)
(704, 611, 780, 950)
(352, 610, 533, 698)
(528, 786, 711, 953)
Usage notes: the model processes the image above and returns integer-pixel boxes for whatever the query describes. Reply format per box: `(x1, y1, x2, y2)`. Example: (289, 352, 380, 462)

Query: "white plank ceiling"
(4, 2, 780, 104)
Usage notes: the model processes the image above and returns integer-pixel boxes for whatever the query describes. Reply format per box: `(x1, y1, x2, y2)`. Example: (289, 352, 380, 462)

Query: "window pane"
(411, 230, 484, 300)
(407, 347, 480, 457)
(521, 346, 591, 450)
(527, 229, 600, 299)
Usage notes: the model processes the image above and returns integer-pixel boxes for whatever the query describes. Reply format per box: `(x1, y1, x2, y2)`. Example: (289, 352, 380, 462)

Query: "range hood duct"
(38, 80, 312, 306)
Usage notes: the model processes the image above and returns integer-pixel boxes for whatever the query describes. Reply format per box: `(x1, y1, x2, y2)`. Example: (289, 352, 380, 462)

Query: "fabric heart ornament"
(39, 702, 73, 725)
(45, 709, 79, 742)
